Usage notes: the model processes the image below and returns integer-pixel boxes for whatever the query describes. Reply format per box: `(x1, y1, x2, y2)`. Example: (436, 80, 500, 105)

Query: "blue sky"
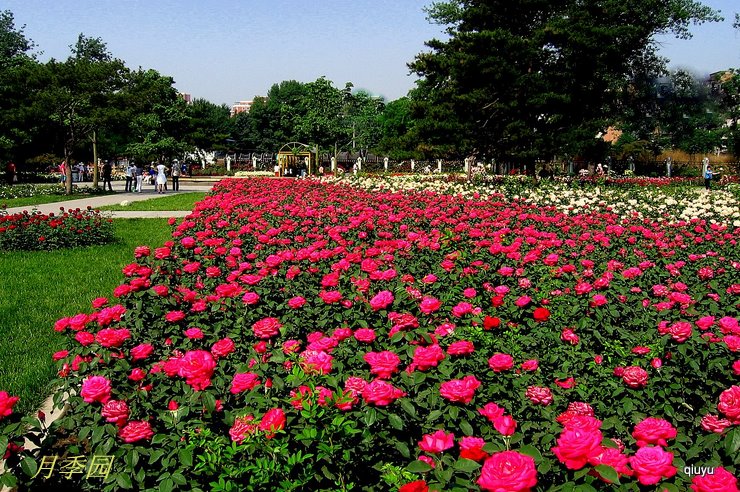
(4, 0, 739, 105)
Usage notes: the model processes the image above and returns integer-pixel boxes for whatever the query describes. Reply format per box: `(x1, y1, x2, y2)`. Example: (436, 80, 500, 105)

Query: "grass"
(1, 193, 113, 210)
(0, 219, 173, 414)
(98, 192, 207, 211)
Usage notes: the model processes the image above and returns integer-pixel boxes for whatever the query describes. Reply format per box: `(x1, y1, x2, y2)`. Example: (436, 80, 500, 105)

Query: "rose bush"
(0, 206, 114, 251)
(0, 177, 739, 491)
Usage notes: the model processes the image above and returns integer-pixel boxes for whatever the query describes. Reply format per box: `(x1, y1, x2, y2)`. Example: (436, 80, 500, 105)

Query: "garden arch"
(276, 142, 317, 176)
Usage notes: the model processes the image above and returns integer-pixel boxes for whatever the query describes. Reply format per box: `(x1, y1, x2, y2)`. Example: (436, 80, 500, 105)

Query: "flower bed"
(0, 207, 114, 251)
(1, 178, 739, 491)
(0, 184, 111, 201)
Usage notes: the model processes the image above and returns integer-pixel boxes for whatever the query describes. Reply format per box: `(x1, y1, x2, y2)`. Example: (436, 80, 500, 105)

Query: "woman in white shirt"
(156, 163, 167, 194)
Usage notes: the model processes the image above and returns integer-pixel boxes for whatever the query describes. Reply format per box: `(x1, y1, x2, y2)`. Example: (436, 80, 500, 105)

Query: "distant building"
(179, 92, 192, 104)
(231, 100, 253, 117)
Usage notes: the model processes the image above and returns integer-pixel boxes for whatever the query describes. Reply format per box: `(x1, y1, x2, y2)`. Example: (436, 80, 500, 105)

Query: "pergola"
(276, 142, 317, 176)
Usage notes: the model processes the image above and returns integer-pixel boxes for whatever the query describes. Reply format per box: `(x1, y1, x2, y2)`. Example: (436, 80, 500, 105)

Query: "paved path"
(4, 180, 214, 218)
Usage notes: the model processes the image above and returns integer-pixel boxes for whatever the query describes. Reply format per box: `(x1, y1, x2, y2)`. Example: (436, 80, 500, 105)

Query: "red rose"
(483, 316, 501, 330)
(130, 343, 154, 361)
(95, 328, 131, 348)
(477, 450, 538, 492)
(439, 375, 481, 404)
(459, 436, 488, 462)
(691, 467, 739, 492)
(258, 408, 286, 438)
(399, 480, 429, 492)
(629, 446, 677, 485)
(533, 307, 550, 322)
(0, 392, 20, 419)
(118, 420, 154, 443)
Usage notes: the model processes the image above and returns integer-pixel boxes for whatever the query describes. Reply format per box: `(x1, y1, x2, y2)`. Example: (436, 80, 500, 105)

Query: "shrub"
(0, 207, 114, 251)
(1, 178, 739, 491)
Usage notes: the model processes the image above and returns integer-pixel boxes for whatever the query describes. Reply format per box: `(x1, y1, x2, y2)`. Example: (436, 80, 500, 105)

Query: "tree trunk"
(64, 147, 73, 195)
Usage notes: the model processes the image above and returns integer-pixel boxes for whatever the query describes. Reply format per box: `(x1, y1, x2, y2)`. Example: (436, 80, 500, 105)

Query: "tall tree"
(410, 0, 720, 169)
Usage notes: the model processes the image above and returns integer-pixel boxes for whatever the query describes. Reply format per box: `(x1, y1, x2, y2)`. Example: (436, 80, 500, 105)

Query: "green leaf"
(518, 445, 542, 462)
(406, 460, 433, 473)
(594, 464, 620, 485)
(116, 472, 133, 489)
(20, 456, 37, 477)
(724, 427, 740, 455)
(178, 448, 193, 467)
(395, 440, 411, 458)
(388, 413, 404, 430)
(400, 398, 417, 418)
(453, 458, 481, 473)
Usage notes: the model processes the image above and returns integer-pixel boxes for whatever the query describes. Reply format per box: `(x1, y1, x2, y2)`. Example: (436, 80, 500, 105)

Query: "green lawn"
(0, 219, 173, 414)
(98, 192, 206, 211)
(1, 192, 115, 210)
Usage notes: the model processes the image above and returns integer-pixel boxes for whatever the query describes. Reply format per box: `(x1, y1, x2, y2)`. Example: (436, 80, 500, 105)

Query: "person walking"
(704, 165, 713, 190)
(135, 163, 143, 193)
(156, 162, 168, 194)
(124, 162, 133, 192)
(102, 161, 113, 191)
(171, 161, 181, 191)
(5, 161, 17, 185)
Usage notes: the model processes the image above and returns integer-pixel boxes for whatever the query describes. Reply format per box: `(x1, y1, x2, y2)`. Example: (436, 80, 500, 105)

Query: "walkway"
(4, 180, 215, 218)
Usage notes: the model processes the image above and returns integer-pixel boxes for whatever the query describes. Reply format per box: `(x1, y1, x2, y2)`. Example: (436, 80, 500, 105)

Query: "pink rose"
(459, 436, 488, 462)
(551, 427, 603, 470)
(252, 317, 282, 339)
(418, 429, 455, 454)
(477, 451, 538, 492)
(230, 372, 260, 394)
(369, 290, 394, 311)
(364, 351, 401, 379)
(439, 375, 481, 404)
(525, 386, 553, 406)
(118, 420, 154, 443)
(242, 292, 260, 305)
(211, 338, 235, 358)
(101, 400, 129, 426)
(478, 402, 505, 423)
(130, 343, 154, 361)
(413, 344, 446, 371)
(493, 415, 517, 436)
(419, 296, 442, 314)
(621, 366, 648, 388)
(177, 350, 216, 391)
(300, 350, 333, 374)
(95, 328, 131, 348)
(629, 446, 677, 485)
(361, 379, 406, 406)
(354, 328, 376, 343)
(701, 414, 733, 433)
(80, 376, 112, 404)
(488, 353, 514, 372)
(691, 467, 739, 492)
(718, 385, 740, 422)
(521, 359, 539, 371)
(447, 340, 475, 356)
(165, 310, 186, 323)
(287, 296, 306, 309)
(632, 417, 677, 447)
(229, 415, 257, 442)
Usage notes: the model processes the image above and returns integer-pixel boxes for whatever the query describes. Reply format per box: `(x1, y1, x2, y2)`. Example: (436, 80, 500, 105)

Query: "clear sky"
(3, 0, 739, 106)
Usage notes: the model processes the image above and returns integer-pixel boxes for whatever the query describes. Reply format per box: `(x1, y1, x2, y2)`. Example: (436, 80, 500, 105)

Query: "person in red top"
(5, 161, 16, 185)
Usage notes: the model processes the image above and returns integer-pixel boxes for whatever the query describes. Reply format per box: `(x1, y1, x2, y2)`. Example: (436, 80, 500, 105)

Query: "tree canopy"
(409, 0, 721, 165)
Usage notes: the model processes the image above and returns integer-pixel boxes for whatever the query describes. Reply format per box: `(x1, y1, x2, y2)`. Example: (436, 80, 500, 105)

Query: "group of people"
(123, 161, 182, 193)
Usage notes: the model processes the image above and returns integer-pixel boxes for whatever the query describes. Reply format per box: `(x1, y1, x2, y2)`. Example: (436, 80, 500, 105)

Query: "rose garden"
(1, 174, 739, 491)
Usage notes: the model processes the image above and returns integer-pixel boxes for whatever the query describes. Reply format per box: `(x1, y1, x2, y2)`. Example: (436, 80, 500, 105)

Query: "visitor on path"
(102, 161, 113, 191)
(156, 162, 168, 194)
(171, 162, 181, 191)
(135, 163, 143, 193)
(124, 162, 134, 192)
(704, 165, 713, 190)
(6, 161, 17, 185)
(58, 162, 66, 184)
